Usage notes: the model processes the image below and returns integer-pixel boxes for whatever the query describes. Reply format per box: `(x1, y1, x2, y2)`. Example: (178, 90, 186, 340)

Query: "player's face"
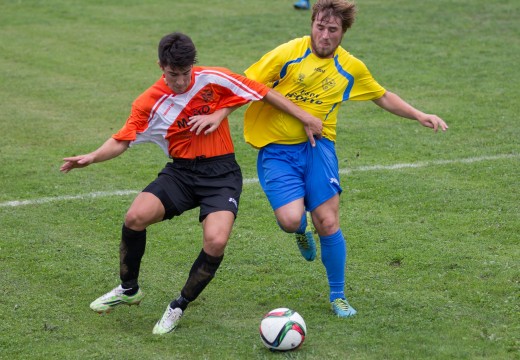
(161, 65, 193, 93)
(311, 13, 344, 58)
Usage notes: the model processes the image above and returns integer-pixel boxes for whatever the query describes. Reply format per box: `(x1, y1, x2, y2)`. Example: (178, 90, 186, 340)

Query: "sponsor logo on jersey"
(286, 89, 323, 105)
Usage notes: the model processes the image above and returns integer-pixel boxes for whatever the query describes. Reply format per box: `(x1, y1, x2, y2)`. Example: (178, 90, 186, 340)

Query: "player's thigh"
(201, 211, 235, 256)
(144, 167, 198, 220)
(306, 139, 342, 211)
(257, 145, 306, 211)
(125, 192, 165, 229)
(197, 163, 242, 222)
(311, 194, 340, 236)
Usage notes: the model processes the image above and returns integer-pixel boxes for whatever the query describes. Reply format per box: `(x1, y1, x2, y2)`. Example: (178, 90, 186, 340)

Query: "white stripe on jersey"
(131, 69, 263, 156)
(194, 69, 264, 100)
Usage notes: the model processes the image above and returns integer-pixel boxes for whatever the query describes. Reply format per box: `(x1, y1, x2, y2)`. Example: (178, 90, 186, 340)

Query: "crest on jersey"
(201, 89, 214, 103)
(295, 73, 305, 84)
(322, 77, 336, 91)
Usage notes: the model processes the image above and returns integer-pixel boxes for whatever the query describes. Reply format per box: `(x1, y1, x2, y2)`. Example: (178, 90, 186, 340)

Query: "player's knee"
(276, 216, 301, 233)
(314, 217, 338, 236)
(204, 236, 228, 256)
(124, 210, 149, 230)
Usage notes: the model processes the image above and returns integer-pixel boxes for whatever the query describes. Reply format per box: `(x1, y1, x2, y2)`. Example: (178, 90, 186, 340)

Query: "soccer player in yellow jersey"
(243, 0, 448, 317)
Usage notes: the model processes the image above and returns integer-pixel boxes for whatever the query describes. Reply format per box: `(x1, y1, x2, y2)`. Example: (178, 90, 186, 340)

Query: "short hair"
(311, 0, 357, 33)
(158, 32, 197, 69)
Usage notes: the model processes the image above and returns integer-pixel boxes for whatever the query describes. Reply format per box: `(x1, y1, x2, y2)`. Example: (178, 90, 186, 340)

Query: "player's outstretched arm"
(60, 138, 130, 173)
(373, 91, 448, 132)
(263, 89, 323, 146)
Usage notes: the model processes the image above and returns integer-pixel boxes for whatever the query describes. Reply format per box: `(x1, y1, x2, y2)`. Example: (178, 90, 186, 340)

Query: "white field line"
(0, 190, 139, 208)
(1, 153, 517, 208)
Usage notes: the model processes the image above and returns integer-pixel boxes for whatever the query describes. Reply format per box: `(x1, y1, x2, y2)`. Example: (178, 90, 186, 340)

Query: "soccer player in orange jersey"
(61, 32, 322, 335)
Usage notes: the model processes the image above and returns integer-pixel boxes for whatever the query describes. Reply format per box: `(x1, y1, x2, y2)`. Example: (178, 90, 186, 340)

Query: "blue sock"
(295, 213, 307, 234)
(277, 212, 307, 234)
(319, 229, 346, 302)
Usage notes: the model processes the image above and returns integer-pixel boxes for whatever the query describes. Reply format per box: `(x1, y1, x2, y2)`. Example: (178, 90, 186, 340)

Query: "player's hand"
(60, 154, 95, 173)
(418, 114, 448, 132)
(305, 116, 323, 147)
(188, 113, 224, 135)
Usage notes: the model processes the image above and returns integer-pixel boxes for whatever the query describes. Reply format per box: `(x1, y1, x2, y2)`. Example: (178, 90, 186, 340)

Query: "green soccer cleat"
(89, 285, 144, 314)
(295, 212, 316, 261)
(331, 298, 357, 318)
(153, 305, 183, 335)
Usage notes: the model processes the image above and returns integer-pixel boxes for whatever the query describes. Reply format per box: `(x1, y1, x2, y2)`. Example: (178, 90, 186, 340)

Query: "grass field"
(1, 0, 519, 359)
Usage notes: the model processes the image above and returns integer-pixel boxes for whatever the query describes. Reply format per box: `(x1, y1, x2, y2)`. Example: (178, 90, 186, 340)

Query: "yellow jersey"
(244, 36, 386, 148)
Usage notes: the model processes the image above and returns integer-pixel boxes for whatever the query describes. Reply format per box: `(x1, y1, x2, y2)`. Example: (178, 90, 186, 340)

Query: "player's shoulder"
(288, 35, 310, 46)
(277, 36, 310, 52)
(335, 45, 353, 60)
(335, 47, 368, 69)
(132, 77, 170, 109)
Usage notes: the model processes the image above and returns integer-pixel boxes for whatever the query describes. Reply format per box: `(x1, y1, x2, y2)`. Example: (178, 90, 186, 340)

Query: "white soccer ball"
(259, 308, 307, 351)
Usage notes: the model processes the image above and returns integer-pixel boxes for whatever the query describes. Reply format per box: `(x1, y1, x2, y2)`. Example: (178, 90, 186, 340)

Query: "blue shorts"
(257, 138, 342, 212)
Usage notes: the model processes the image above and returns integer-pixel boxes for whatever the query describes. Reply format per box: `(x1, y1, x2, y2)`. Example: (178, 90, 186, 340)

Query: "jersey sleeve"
(112, 93, 152, 141)
(244, 41, 293, 85)
(210, 67, 270, 108)
(347, 57, 386, 101)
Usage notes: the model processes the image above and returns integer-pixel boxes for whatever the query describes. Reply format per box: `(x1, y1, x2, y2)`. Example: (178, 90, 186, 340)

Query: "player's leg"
(275, 201, 316, 261)
(170, 211, 234, 308)
(153, 214, 235, 335)
(119, 192, 165, 287)
(306, 139, 356, 317)
(153, 155, 240, 334)
(311, 196, 356, 317)
(153, 211, 233, 335)
(273, 198, 305, 232)
(89, 191, 165, 314)
(257, 144, 316, 261)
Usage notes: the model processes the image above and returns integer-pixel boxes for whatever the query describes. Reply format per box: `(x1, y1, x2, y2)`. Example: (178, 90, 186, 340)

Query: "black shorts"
(142, 154, 242, 222)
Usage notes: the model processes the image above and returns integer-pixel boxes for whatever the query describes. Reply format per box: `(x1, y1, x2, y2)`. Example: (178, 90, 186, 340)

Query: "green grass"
(1, 0, 519, 359)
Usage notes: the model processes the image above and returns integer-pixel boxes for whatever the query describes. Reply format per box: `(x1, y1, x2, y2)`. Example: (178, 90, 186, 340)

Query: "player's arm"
(262, 89, 323, 146)
(60, 138, 130, 173)
(373, 91, 448, 132)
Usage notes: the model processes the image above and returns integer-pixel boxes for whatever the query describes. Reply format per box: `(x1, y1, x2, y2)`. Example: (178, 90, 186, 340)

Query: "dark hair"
(311, 0, 357, 33)
(158, 32, 197, 69)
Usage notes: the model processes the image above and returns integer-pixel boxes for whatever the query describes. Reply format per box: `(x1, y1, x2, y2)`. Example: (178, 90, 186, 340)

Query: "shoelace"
(296, 233, 311, 249)
(99, 287, 125, 300)
(333, 299, 350, 310)
(162, 307, 182, 327)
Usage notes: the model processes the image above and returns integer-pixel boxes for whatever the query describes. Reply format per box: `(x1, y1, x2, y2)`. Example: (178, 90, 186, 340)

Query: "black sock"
(179, 249, 224, 303)
(170, 295, 190, 311)
(122, 285, 139, 296)
(120, 224, 146, 291)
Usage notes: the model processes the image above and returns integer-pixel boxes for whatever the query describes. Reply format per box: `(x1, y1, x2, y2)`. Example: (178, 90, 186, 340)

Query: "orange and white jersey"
(113, 66, 269, 159)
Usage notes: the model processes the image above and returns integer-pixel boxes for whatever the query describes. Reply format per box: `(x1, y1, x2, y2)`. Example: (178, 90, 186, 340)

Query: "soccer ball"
(259, 308, 307, 351)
